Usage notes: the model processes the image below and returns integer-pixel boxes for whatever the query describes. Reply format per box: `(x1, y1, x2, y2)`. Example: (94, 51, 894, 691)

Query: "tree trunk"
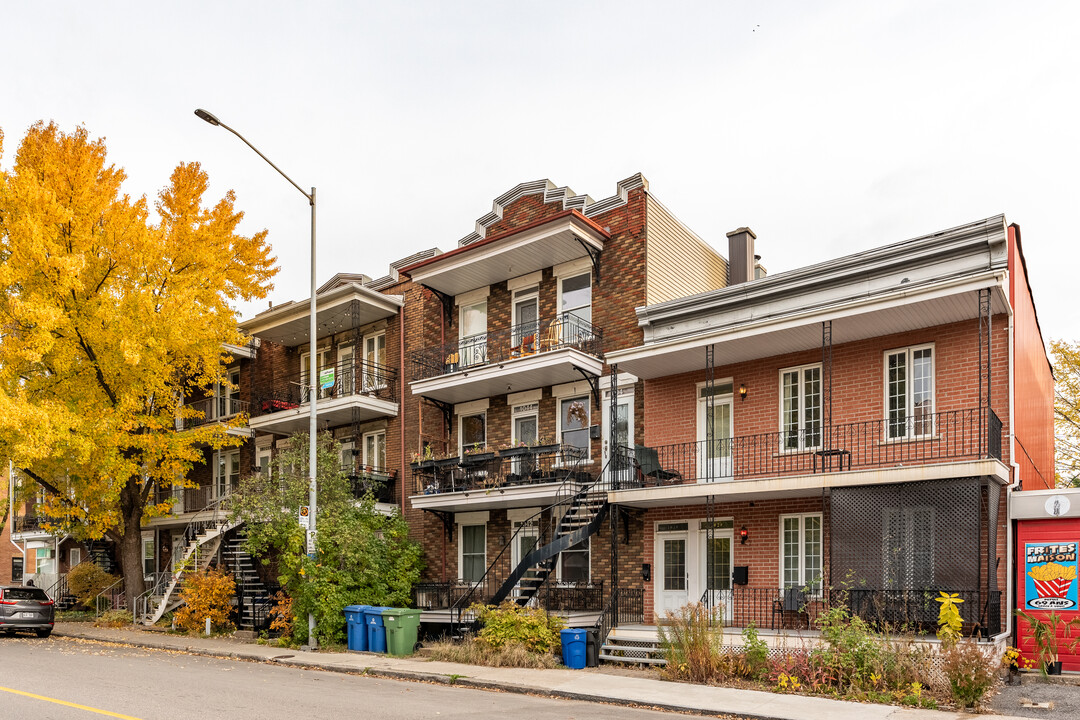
(118, 477, 147, 604)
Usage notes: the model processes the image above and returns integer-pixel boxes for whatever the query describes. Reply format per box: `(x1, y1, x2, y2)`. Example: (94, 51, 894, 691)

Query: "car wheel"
(35, 629, 52, 639)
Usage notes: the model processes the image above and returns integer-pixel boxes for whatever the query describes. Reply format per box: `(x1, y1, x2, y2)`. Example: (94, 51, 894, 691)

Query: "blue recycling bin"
(364, 606, 391, 653)
(344, 605, 370, 652)
(560, 628, 588, 669)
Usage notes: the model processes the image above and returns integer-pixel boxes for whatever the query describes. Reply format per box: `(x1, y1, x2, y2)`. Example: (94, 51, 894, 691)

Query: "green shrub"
(941, 640, 997, 709)
(66, 563, 117, 609)
(741, 622, 769, 680)
(94, 609, 131, 628)
(658, 603, 722, 683)
(173, 568, 236, 634)
(471, 602, 563, 654)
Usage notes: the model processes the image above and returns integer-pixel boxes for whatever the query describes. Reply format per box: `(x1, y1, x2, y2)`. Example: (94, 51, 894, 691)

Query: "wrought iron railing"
(13, 514, 45, 533)
(253, 357, 397, 416)
(410, 313, 604, 382)
(412, 445, 589, 496)
(693, 587, 1001, 636)
(595, 587, 646, 644)
(345, 466, 398, 505)
(620, 407, 1003, 489)
(178, 397, 250, 431)
(154, 481, 238, 514)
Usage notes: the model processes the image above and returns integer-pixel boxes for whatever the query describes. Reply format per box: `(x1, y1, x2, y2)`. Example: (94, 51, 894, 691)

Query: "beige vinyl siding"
(645, 195, 727, 304)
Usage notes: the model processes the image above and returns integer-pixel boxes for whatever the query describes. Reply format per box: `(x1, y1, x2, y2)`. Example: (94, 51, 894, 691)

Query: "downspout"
(996, 278, 1021, 645)
(439, 290, 447, 583)
(8, 462, 24, 564)
(400, 301, 407, 518)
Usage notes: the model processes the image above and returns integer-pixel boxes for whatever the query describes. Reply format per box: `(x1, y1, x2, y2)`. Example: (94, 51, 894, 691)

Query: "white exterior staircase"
(142, 517, 241, 625)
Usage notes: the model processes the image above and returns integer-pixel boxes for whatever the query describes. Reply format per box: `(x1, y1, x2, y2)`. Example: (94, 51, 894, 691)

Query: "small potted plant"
(530, 435, 560, 455)
(433, 449, 461, 468)
(409, 445, 435, 471)
(461, 443, 494, 465)
(1016, 609, 1080, 676)
(497, 440, 532, 458)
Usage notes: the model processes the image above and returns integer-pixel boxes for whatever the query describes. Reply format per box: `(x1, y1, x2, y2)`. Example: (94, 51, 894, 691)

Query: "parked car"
(0, 585, 55, 637)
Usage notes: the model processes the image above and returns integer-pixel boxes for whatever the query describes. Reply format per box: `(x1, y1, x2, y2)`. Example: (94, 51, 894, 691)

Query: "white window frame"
(69, 547, 82, 568)
(362, 430, 386, 471)
(778, 363, 822, 451)
(300, 348, 331, 402)
(256, 446, 272, 478)
(458, 411, 487, 456)
(214, 449, 240, 499)
(456, 511, 489, 584)
(557, 535, 591, 584)
(557, 395, 591, 460)
(141, 535, 154, 577)
(362, 332, 387, 391)
(340, 440, 355, 476)
(883, 344, 936, 440)
(556, 270, 592, 336)
(779, 513, 823, 591)
(215, 367, 241, 419)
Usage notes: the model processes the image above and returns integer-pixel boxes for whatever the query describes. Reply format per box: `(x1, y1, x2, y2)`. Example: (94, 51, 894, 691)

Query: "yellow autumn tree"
(1053, 339, 1080, 487)
(0, 122, 276, 600)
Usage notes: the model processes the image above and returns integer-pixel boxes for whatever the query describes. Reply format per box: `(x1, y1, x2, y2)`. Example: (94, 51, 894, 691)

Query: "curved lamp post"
(194, 108, 319, 648)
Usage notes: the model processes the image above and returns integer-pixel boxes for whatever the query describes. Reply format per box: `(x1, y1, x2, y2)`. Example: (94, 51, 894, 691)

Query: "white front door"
(656, 529, 689, 616)
(300, 349, 330, 402)
(511, 519, 540, 592)
(602, 386, 634, 486)
(701, 528, 734, 624)
(697, 393, 733, 481)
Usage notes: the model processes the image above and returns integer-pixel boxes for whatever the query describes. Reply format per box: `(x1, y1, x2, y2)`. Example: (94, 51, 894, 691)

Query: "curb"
(52, 628, 753, 718)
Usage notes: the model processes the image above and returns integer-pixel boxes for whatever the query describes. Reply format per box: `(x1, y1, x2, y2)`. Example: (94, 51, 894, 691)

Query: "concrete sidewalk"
(52, 623, 1022, 720)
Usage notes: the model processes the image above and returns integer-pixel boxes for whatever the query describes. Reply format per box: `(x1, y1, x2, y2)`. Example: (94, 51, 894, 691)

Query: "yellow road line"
(0, 685, 145, 719)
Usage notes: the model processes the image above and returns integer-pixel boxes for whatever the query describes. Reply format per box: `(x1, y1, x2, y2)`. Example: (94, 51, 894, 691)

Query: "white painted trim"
(454, 398, 490, 415)
(778, 512, 823, 588)
(552, 379, 594, 398)
(778, 363, 823, 449)
(554, 256, 593, 278)
(507, 270, 543, 292)
(508, 388, 542, 405)
(457, 521, 487, 583)
(881, 343, 936, 439)
(457, 510, 490, 524)
(455, 286, 491, 306)
(507, 507, 541, 524)
(556, 393, 591, 462)
(602, 372, 639, 391)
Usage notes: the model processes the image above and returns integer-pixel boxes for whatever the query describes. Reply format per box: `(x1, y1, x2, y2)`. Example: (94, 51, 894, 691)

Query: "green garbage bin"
(381, 608, 422, 656)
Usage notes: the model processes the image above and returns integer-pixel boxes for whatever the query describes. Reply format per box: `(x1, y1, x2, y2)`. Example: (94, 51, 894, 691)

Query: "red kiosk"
(1012, 488, 1080, 671)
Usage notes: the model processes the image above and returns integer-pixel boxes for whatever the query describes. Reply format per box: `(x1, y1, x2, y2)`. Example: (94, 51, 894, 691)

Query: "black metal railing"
(620, 407, 1003, 489)
(411, 313, 603, 382)
(179, 397, 250, 431)
(595, 587, 645, 644)
(254, 357, 397, 417)
(693, 587, 1001, 636)
(412, 580, 501, 610)
(412, 445, 590, 496)
(533, 582, 606, 612)
(345, 466, 398, 505)
(154, 481, 239, 514)
(13, 515, 45, 533)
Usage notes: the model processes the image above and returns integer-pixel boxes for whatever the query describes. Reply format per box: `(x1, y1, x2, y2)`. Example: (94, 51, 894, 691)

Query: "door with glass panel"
(559, 272, 591, 347)
(513, 290, 539, 356)
(697, 386, 733, 481)
(460, 525, 486, 584)
(300, 349, 330, 402)
(459, 301, 487, 368)
(363, 333, 386, 393)
(657, 525, 689, 615)
(701, 524, 734, 624)
(511, 518, 540, 597)
(602, 388, 634, 488)
(512, 408, 538, 477)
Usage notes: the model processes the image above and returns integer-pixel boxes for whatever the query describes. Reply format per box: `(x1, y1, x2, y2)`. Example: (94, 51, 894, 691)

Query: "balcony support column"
(822, 321, 833, 450)
(608, 362, 619, 627)
(705, 344, 716, 624)
(978, 289, 992, 457)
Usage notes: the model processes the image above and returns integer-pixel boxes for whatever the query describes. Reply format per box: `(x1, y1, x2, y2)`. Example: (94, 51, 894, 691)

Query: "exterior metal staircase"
(223, 530, 276, 630)
(141, 501, 240, 625)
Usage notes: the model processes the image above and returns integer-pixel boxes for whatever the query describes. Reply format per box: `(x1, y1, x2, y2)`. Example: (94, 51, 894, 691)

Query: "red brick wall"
(643, 316, 1012, 468)
(1008, 225, 1055, 490)
(639, 497, 829, 622)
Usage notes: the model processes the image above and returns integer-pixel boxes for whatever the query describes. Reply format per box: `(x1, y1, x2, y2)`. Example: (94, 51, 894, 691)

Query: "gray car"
(0, 585, 55, 637)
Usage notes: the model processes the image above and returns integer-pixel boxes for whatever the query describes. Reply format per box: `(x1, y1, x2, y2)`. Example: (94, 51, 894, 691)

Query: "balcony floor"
(250, 394, 398, 435)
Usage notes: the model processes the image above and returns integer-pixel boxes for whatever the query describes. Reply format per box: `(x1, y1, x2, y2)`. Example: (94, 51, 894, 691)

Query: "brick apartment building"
(8, 174, 1053, 653)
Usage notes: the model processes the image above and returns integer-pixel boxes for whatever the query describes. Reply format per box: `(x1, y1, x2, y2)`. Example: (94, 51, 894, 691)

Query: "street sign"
(307, 529, 317, 557)
(299, 505, 310, 528)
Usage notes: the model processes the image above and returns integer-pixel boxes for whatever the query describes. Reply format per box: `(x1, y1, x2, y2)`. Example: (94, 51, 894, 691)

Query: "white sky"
(3, 1, 1078, 345)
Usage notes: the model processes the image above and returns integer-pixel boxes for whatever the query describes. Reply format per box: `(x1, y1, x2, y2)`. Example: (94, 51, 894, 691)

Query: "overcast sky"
(4, 1, 1078, 345)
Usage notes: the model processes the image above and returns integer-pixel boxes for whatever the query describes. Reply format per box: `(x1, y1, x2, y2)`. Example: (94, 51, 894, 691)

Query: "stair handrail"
(132, 571, 171, 625)
(447, 448, 592, 630)
(448, 449, 618, 632)
(94, 576, 126, 617)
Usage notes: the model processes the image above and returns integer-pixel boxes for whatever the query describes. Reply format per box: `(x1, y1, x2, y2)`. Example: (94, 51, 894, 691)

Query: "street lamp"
(194, 108, 320, 648)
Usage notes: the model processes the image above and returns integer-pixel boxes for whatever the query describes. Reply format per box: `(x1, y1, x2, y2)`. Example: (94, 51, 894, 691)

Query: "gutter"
(996, 281, 1021, 646)
(8, 461, 25, 568)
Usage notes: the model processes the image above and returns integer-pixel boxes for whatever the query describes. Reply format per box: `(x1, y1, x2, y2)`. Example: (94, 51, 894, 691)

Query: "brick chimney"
(726, 227, 757, 286)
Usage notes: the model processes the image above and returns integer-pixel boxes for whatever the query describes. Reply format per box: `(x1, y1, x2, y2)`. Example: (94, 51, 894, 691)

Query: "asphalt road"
(0, 635, 691, 720)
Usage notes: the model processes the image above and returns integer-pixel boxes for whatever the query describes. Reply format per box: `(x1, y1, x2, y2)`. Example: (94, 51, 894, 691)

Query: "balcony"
(152, 481, 239, 517)
(250, 358, 398, 435)
(178, 397, 252, 438)
(344, 465, 399, 508)
(410, 445, 592, 512)
(614, 408, 1006, 506)
(410, 314, 603, 404)
(13, 514, 47, 535)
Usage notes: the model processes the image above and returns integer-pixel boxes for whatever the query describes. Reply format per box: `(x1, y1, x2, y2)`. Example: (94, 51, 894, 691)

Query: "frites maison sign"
(1025, 542, 1079, 610)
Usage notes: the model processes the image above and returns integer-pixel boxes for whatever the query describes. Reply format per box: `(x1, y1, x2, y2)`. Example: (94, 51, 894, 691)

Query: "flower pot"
(461, 452, 495, 465)
(530, 444, 560, 455)
(498, 446, 534, 458)
(1046, 661, 1063, 676)
(409, 460, 435, 471)
(433, 457, 460, 468)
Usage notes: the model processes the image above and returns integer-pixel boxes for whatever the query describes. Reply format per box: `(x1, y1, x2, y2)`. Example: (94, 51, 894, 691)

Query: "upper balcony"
(409, 314, 603, 404)
(611, 407, 1007, 507)
(178, 397, 253, 439)
(250, 357, 398, 435)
